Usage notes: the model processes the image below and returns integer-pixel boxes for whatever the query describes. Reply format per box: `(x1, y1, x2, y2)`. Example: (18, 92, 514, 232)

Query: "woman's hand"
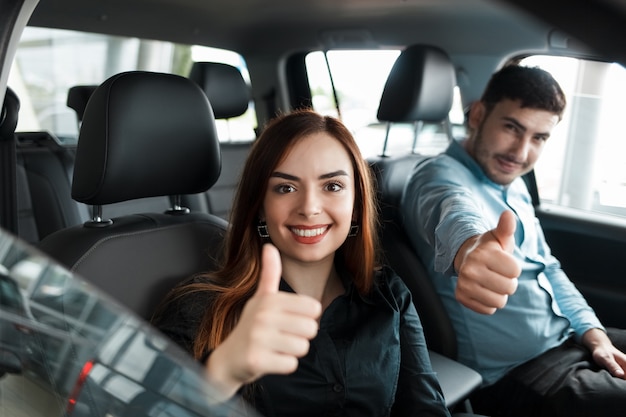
(206, 244, 322, 399)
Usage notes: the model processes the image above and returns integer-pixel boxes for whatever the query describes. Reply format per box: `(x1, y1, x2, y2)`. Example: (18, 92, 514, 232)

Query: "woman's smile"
(289, 225, 330, 243)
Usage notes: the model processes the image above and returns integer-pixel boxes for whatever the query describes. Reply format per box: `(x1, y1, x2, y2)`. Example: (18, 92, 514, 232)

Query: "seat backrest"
(187, 62, 253, 220)
(16, 132, 89, 243)
(38, 71, 228, 320)
(369, 44, 458, 359)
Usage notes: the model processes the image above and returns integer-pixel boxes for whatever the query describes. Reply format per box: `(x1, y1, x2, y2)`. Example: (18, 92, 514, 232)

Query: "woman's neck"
(281, 256, 345, 311)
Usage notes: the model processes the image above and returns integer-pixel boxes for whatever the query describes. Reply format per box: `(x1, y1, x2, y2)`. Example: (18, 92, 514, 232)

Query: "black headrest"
(72, 71, 221, 206)
(67, 85, 98, 122)
(189, 62, 250, 119)
(377, 44, 456, 123)
(1, 87, 20, 139)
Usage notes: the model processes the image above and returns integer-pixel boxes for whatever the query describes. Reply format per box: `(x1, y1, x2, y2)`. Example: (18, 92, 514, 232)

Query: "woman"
(152, 109, 450, 416)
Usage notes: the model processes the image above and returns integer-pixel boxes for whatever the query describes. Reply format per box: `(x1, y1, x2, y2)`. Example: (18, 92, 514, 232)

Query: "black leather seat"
(67, 85, 98, 127)
(1, 87, 20, 236)
(370, 43, 458, 358)
(187, 61, 253, 220)
(38, 71, 228, 320)
(369, 44, 483, 411)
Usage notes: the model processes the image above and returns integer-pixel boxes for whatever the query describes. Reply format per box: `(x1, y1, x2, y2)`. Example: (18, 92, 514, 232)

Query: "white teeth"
(291, 227, 327, 237)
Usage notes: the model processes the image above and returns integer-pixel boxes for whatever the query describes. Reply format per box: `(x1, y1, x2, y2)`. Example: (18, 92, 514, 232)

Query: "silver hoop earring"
(348, 222, 359, 237)
(257, 221, 270, 238)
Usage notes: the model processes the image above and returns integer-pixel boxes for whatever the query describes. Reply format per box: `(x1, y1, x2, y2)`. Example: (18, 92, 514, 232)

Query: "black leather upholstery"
(189, 62, 250, 119)
(187, 61, 253, 220)
(66, 85, 97, 123)
(38, 71, 228, 320)
(1, 88, 20, 235)
(377, 44, 456, 123)
(72, 71, 221, 206)
(370, 44, 459, 359)
(16, 132, 88, 243)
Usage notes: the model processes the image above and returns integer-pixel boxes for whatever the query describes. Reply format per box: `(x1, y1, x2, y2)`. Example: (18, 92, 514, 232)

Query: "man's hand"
(453, 210, 522, 314)
(583, 328, 626, 379)
(206, 244, 322, 398)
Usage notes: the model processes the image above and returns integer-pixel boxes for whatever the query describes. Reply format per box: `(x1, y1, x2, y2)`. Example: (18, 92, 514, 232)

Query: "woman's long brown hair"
(161, 108, 380, 360)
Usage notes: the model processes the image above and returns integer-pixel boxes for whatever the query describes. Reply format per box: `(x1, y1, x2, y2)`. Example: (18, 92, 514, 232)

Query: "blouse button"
(332, 383, 344, 393)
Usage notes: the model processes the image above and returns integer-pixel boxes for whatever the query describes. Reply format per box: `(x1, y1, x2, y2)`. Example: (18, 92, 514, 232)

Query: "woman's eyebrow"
(270, 170, 349, 181)
(270, 171, 298, 181)
(319, 170, 349, 179)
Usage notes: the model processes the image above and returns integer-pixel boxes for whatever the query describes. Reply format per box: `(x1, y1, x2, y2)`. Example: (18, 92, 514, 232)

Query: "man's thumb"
(493, 210, 517, 252)
(256, 244, 282, 295)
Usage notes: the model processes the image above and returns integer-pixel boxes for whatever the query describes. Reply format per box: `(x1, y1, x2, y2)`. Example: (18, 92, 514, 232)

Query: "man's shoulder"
(407, 151, 474, 187)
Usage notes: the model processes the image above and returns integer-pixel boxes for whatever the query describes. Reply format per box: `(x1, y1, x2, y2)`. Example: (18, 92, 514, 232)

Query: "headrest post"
(411, 120, 423, 153)
(443, 118, 454, 142)
(166, 194, 190, 215)
(84, 204, 113, 228)
(381, 122, 392, 157)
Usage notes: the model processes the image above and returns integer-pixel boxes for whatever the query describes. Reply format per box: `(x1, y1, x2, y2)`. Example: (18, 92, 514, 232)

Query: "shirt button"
(332, 383, 344, 393)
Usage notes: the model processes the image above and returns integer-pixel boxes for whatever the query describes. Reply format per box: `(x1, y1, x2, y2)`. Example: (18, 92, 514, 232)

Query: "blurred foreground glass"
(0, 228, 253, 417)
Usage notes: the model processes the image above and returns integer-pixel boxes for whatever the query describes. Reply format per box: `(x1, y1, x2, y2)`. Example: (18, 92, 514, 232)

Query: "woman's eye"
(275, 184, 296, 194)
(325, 182, 344, 192)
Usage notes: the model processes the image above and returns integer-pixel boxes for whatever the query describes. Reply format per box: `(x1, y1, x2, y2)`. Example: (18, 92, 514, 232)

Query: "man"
(400, 65, 626, 416)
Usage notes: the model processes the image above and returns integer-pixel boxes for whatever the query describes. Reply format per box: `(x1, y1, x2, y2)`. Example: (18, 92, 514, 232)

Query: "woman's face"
(262, 132, 355, 266)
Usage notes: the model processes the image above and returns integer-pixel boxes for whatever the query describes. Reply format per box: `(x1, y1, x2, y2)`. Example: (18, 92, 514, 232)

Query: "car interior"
(1, 0, 626, 416)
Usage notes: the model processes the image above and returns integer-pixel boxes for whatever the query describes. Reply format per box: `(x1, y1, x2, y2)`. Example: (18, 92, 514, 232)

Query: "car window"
(305, 49, 465, 159)
(519, 55, 626, 219)
(9, 27, 256, 145)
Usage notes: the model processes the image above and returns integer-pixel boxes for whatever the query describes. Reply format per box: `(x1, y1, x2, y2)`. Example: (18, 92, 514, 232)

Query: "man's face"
(465, 98, 560, 186)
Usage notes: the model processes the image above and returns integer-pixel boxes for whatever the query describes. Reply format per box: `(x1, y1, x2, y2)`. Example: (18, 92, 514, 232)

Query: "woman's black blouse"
(153, 266, 450, 417)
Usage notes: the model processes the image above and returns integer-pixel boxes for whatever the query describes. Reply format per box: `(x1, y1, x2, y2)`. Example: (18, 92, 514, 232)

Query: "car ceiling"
(27, 0, 558, 57)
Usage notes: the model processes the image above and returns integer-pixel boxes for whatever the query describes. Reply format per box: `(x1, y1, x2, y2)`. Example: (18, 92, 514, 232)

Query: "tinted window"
(520, 55, 626, 219)
(9, 27, 256, 144)
(305, 49, 464, 158)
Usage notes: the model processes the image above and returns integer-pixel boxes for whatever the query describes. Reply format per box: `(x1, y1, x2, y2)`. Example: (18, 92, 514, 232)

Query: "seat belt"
(0, 88, 20, 235)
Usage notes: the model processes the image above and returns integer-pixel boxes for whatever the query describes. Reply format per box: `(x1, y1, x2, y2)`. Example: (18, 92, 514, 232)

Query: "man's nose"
(512, 136, 532, 161)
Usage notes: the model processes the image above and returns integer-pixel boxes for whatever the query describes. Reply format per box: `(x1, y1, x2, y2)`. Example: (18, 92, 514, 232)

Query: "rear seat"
(16, 131, 88, 243)
(186, 61, 254, 220)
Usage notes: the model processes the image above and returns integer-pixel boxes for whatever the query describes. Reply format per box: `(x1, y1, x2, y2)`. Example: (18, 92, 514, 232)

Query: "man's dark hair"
(480, 65, 566, 120)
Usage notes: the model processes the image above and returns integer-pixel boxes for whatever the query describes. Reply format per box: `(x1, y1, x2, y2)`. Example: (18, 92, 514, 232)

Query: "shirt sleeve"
(402, 156, 489, 276)
(386, 269, 451, 417)
(534, 221, 604, 338)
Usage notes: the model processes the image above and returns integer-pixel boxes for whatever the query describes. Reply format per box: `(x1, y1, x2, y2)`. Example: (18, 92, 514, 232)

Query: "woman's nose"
(298, 188, 322, 218)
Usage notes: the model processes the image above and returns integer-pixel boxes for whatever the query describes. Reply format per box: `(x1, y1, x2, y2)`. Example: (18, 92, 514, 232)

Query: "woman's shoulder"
(152, 274, 217, 326)
(372, 266, 412, 308)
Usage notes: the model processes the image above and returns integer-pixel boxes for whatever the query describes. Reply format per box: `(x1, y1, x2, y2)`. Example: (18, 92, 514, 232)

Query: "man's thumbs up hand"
(454, 211, 522, 315)
(492, 209, 517, 253)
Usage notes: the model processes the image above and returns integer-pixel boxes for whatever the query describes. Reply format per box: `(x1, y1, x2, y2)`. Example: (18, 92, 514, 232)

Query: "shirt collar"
(446, 138, 508, 190)
(277, 261, 377, 306)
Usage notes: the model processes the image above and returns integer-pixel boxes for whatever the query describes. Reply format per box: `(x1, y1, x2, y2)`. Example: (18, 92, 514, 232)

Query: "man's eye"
(505, 123, 520, 133)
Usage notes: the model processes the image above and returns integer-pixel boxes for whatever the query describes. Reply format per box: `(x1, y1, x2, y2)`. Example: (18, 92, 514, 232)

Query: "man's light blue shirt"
(400, 139, 603, 385)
